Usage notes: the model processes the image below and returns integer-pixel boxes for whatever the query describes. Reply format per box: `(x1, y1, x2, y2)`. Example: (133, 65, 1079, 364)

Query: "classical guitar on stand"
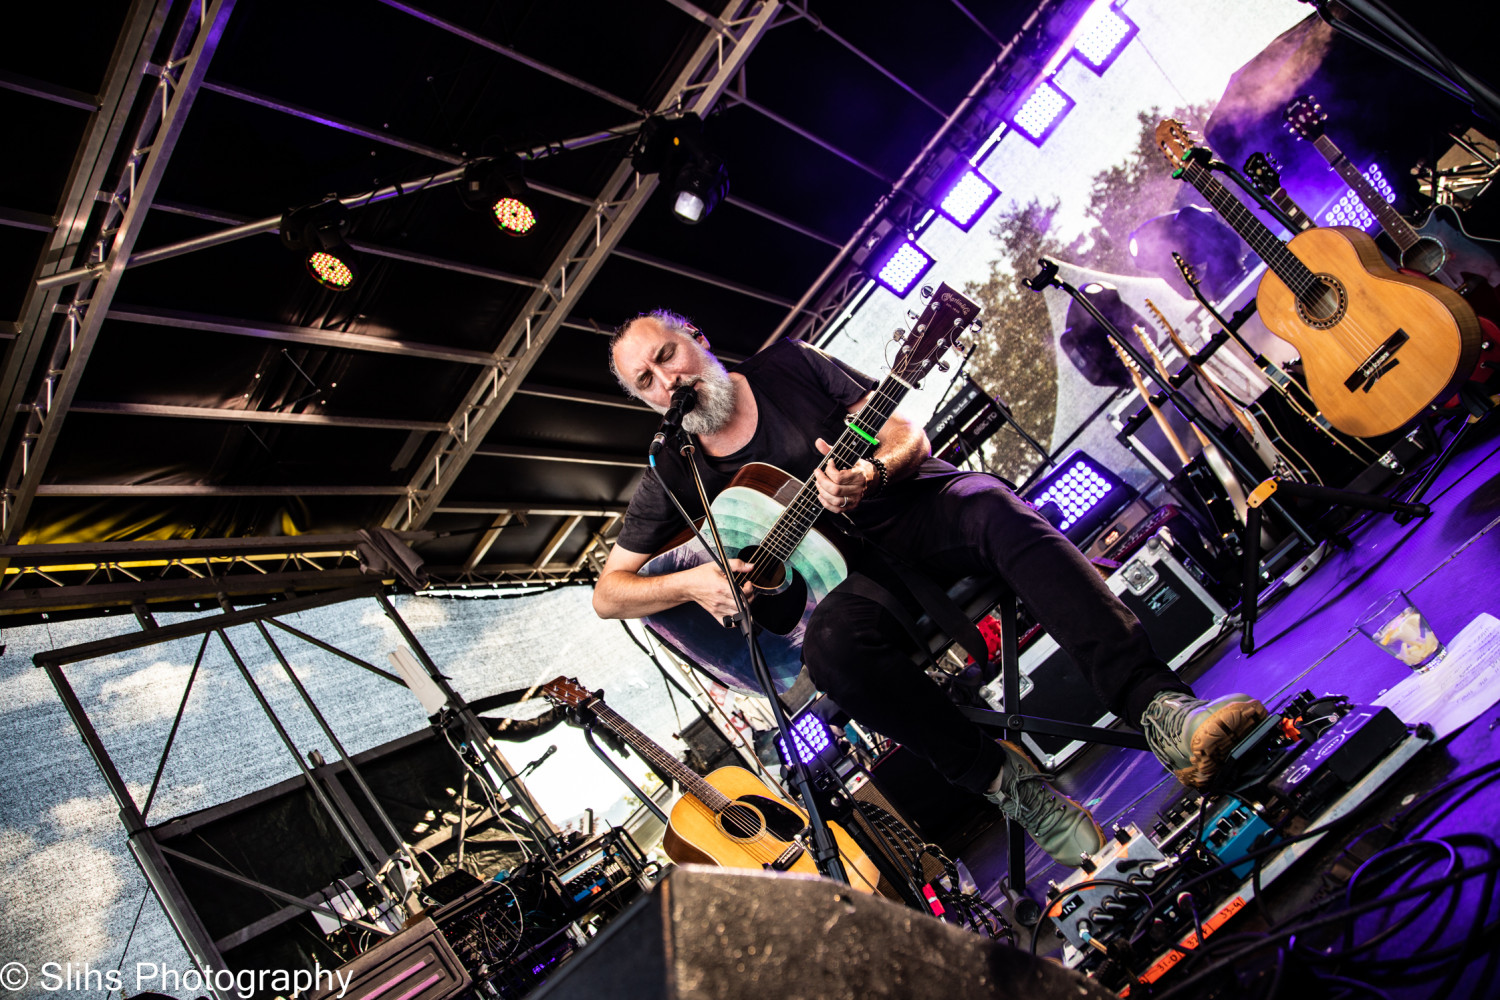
(639, 284, 981, 695)
(1156, 119, 1482, 438)
(539, 677, 882, 894)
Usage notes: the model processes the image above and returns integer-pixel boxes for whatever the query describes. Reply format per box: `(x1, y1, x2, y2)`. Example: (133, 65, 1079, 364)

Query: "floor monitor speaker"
(530, 866, 1113, 1000)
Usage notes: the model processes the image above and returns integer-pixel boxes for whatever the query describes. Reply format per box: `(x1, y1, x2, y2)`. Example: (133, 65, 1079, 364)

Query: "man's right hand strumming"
(682, 558, 756, 619)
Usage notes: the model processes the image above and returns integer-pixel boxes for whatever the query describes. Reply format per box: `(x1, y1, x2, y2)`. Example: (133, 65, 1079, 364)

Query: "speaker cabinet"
(531, 866, 1113, 1000)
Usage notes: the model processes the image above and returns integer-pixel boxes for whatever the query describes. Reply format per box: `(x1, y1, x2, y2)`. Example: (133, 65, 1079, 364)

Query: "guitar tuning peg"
(969, 319, 983, 332)
(936, 359, 950, 373)
(907, 310, 919, 321)
(920, 285, 934, 300)
(892, 328, 906, 342)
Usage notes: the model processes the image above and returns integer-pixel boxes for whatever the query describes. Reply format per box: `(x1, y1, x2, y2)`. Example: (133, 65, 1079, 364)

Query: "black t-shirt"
(616, 338, 958, 555)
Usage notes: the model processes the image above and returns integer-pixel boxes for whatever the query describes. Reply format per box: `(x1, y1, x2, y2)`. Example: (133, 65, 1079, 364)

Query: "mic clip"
(649, 384, 699, 456)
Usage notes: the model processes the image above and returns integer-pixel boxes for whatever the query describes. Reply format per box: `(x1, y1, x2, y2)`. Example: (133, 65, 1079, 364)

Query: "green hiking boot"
(1140, 691, 1268, 788)
(983, 741, 1105, 868)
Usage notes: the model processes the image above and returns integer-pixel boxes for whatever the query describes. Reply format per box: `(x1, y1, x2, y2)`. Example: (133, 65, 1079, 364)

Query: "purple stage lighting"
(1323, 163, 1393, 231)
(936, 164, 1000, 230)
(778, 713, 834, 766)
(1010, 79, 1075, 146)
(1072, 2, 1139, 74)
(1023, 450, 1134, 542)
(870, 236, 935, 297)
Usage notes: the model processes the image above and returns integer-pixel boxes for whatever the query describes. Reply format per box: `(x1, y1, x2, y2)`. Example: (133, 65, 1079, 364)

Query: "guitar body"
(1256, 226, 1482, 437)
(1398, 205, 1500, 287)
(642, 463, 849, 694)
(662, 765, 883, 894)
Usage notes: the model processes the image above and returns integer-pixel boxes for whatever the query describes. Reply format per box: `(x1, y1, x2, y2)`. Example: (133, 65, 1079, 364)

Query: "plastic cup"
(1356, 590, 1447, 671)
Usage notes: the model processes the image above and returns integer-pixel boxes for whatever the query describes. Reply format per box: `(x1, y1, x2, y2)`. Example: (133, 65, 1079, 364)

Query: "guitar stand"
(1394, 388, 1498, 523)
(652, 430, 851, 887)
(579, 716, 670, 825)
(1239, 477, 1431, 652)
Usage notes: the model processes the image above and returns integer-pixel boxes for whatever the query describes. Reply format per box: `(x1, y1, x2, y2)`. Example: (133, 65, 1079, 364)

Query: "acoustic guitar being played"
(1155, 119, 1482, 438)
(539, 676, 883, 894)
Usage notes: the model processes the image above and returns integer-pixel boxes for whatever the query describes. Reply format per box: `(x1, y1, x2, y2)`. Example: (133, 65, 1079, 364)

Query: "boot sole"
(1173, 699, 1269, 789)
(997, 739, 1107, 867)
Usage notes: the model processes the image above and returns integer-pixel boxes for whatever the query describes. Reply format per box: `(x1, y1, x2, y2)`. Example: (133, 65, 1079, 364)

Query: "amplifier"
(980, 527, 1228, 769)
(843, 764, 949, 901)
(308, 918, 469, 1000)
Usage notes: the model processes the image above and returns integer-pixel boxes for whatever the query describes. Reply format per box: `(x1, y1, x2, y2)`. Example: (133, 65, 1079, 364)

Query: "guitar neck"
(756, 374, 909, 558)
(1310, 134, 1420, 251)
(587, 700, 733, 812)
(1178, 158, 1324, 304)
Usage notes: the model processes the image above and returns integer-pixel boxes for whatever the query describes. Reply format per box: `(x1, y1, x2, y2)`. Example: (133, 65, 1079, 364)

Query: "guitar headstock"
(889, 283, 981, 388)
(1171, 250, 1200, 290)
(540, 676, 595, 709)
(1283, 95, 1327, 142)
(1243, 152, 1281, 196)
(1155, 118, 1205, 170)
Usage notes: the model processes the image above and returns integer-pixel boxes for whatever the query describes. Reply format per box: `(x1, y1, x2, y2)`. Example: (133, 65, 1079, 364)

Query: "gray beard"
(679, 359, 736, 436)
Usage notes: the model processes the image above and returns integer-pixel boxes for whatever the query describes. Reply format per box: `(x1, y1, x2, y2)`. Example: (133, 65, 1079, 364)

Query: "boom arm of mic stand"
(676, 439, 850, 887)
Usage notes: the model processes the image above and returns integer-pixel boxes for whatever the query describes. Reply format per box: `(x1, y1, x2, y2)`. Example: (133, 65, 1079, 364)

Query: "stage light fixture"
(672, 155, 730, 224)
(459, 154, 536, 236)
(1072, 2, 1138, 74)
(866, 232, 935, 297)
(1023, 451, 1134, 542)
(1010, 79, 1075, 146)
(279, 199, 359, 292)
(1322, 163, 1391, 231)
(935, 163, 1000, 230)
(778, 712, 836, 767)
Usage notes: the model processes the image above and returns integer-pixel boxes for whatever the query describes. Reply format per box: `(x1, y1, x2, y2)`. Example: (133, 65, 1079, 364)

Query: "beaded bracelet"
(868, 457, 888, 497)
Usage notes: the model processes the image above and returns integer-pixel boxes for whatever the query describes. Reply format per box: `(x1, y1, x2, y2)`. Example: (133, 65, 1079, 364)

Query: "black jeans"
(801, 472, 1190, 794)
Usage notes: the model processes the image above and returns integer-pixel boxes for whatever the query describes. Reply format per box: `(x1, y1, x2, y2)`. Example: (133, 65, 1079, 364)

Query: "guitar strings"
(1183, 159, 1380, 363)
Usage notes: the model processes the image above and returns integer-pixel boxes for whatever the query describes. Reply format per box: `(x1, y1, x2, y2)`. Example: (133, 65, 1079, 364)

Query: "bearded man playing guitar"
(593, 308, 1269, 869)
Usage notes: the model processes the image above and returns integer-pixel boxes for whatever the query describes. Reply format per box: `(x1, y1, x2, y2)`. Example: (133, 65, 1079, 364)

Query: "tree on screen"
(961, 103, 1214, 484)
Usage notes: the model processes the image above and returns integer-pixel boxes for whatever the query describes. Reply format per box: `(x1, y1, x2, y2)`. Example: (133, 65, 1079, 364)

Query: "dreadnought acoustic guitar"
(1155, 119, 1482, 438)
(1283, 96, 1500, 289)
(638, 284, 981, 695)
(539, 676, 882, 894)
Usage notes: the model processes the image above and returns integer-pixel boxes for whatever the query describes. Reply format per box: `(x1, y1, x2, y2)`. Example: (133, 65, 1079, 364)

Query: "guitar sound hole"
(1295, 274, 1347, 330)
(719, 802, 765, 840)
(1399, 236, 1447, 277)
(736, 545, 786, 592)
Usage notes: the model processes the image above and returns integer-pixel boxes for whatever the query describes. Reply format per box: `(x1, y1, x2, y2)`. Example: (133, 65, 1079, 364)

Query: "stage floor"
(959, 420, 1500, 995)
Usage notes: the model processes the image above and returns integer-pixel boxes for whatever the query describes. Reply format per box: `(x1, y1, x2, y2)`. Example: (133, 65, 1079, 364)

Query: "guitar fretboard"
(747, 366, 922, 574)
(1311, 135, 1421, 251)
(1179, 158, 1323, 304)
(587, 700, 733, 813)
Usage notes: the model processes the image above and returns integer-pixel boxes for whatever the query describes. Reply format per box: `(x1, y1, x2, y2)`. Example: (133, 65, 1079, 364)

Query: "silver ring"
(840, 497, 848, 508)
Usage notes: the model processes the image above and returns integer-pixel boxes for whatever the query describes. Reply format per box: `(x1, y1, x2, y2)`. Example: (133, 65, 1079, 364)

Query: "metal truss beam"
(109, 305, 501, 365)
(474, 443, 642, 467)
(0, 568, 373, 616)
(533, 514, 582, 569)
(71, 400, 448, 432)
(377, 0, 641, 114)
(0, 206, 58, 233)
(37, 483, 413, 497)
(385, 0, 781, 532)
(460, 513, 512, 573)
(435, 501, 628, 517)
(722, 195, 839, 246)
(762, 2, 1048, 347)
(0, 531, 429, 566)
(515, 383, 647, 410)
(0, 0, 171, 469)
(723, 89, 897, 185)
(612, 246, 798, 308)
(0, 68, 101, 111)
(0, 0, 239, 546)
(780, 2, 947, 117)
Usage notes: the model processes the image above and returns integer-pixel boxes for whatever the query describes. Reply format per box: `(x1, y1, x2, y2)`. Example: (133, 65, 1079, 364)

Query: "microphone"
(523, 744, 558, 774)
(649, 384, 699, 456)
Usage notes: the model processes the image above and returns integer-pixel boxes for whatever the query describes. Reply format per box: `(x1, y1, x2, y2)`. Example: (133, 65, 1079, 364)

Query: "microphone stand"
(653, 425, 849, 886)
(1025, 258, 1319, 653)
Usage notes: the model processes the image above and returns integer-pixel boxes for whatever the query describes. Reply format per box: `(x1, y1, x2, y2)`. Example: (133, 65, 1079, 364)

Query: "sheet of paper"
(1374, 612, 1500, 739)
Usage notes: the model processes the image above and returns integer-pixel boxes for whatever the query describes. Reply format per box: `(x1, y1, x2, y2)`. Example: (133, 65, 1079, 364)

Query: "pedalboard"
(1045, 691, 1433, 992)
